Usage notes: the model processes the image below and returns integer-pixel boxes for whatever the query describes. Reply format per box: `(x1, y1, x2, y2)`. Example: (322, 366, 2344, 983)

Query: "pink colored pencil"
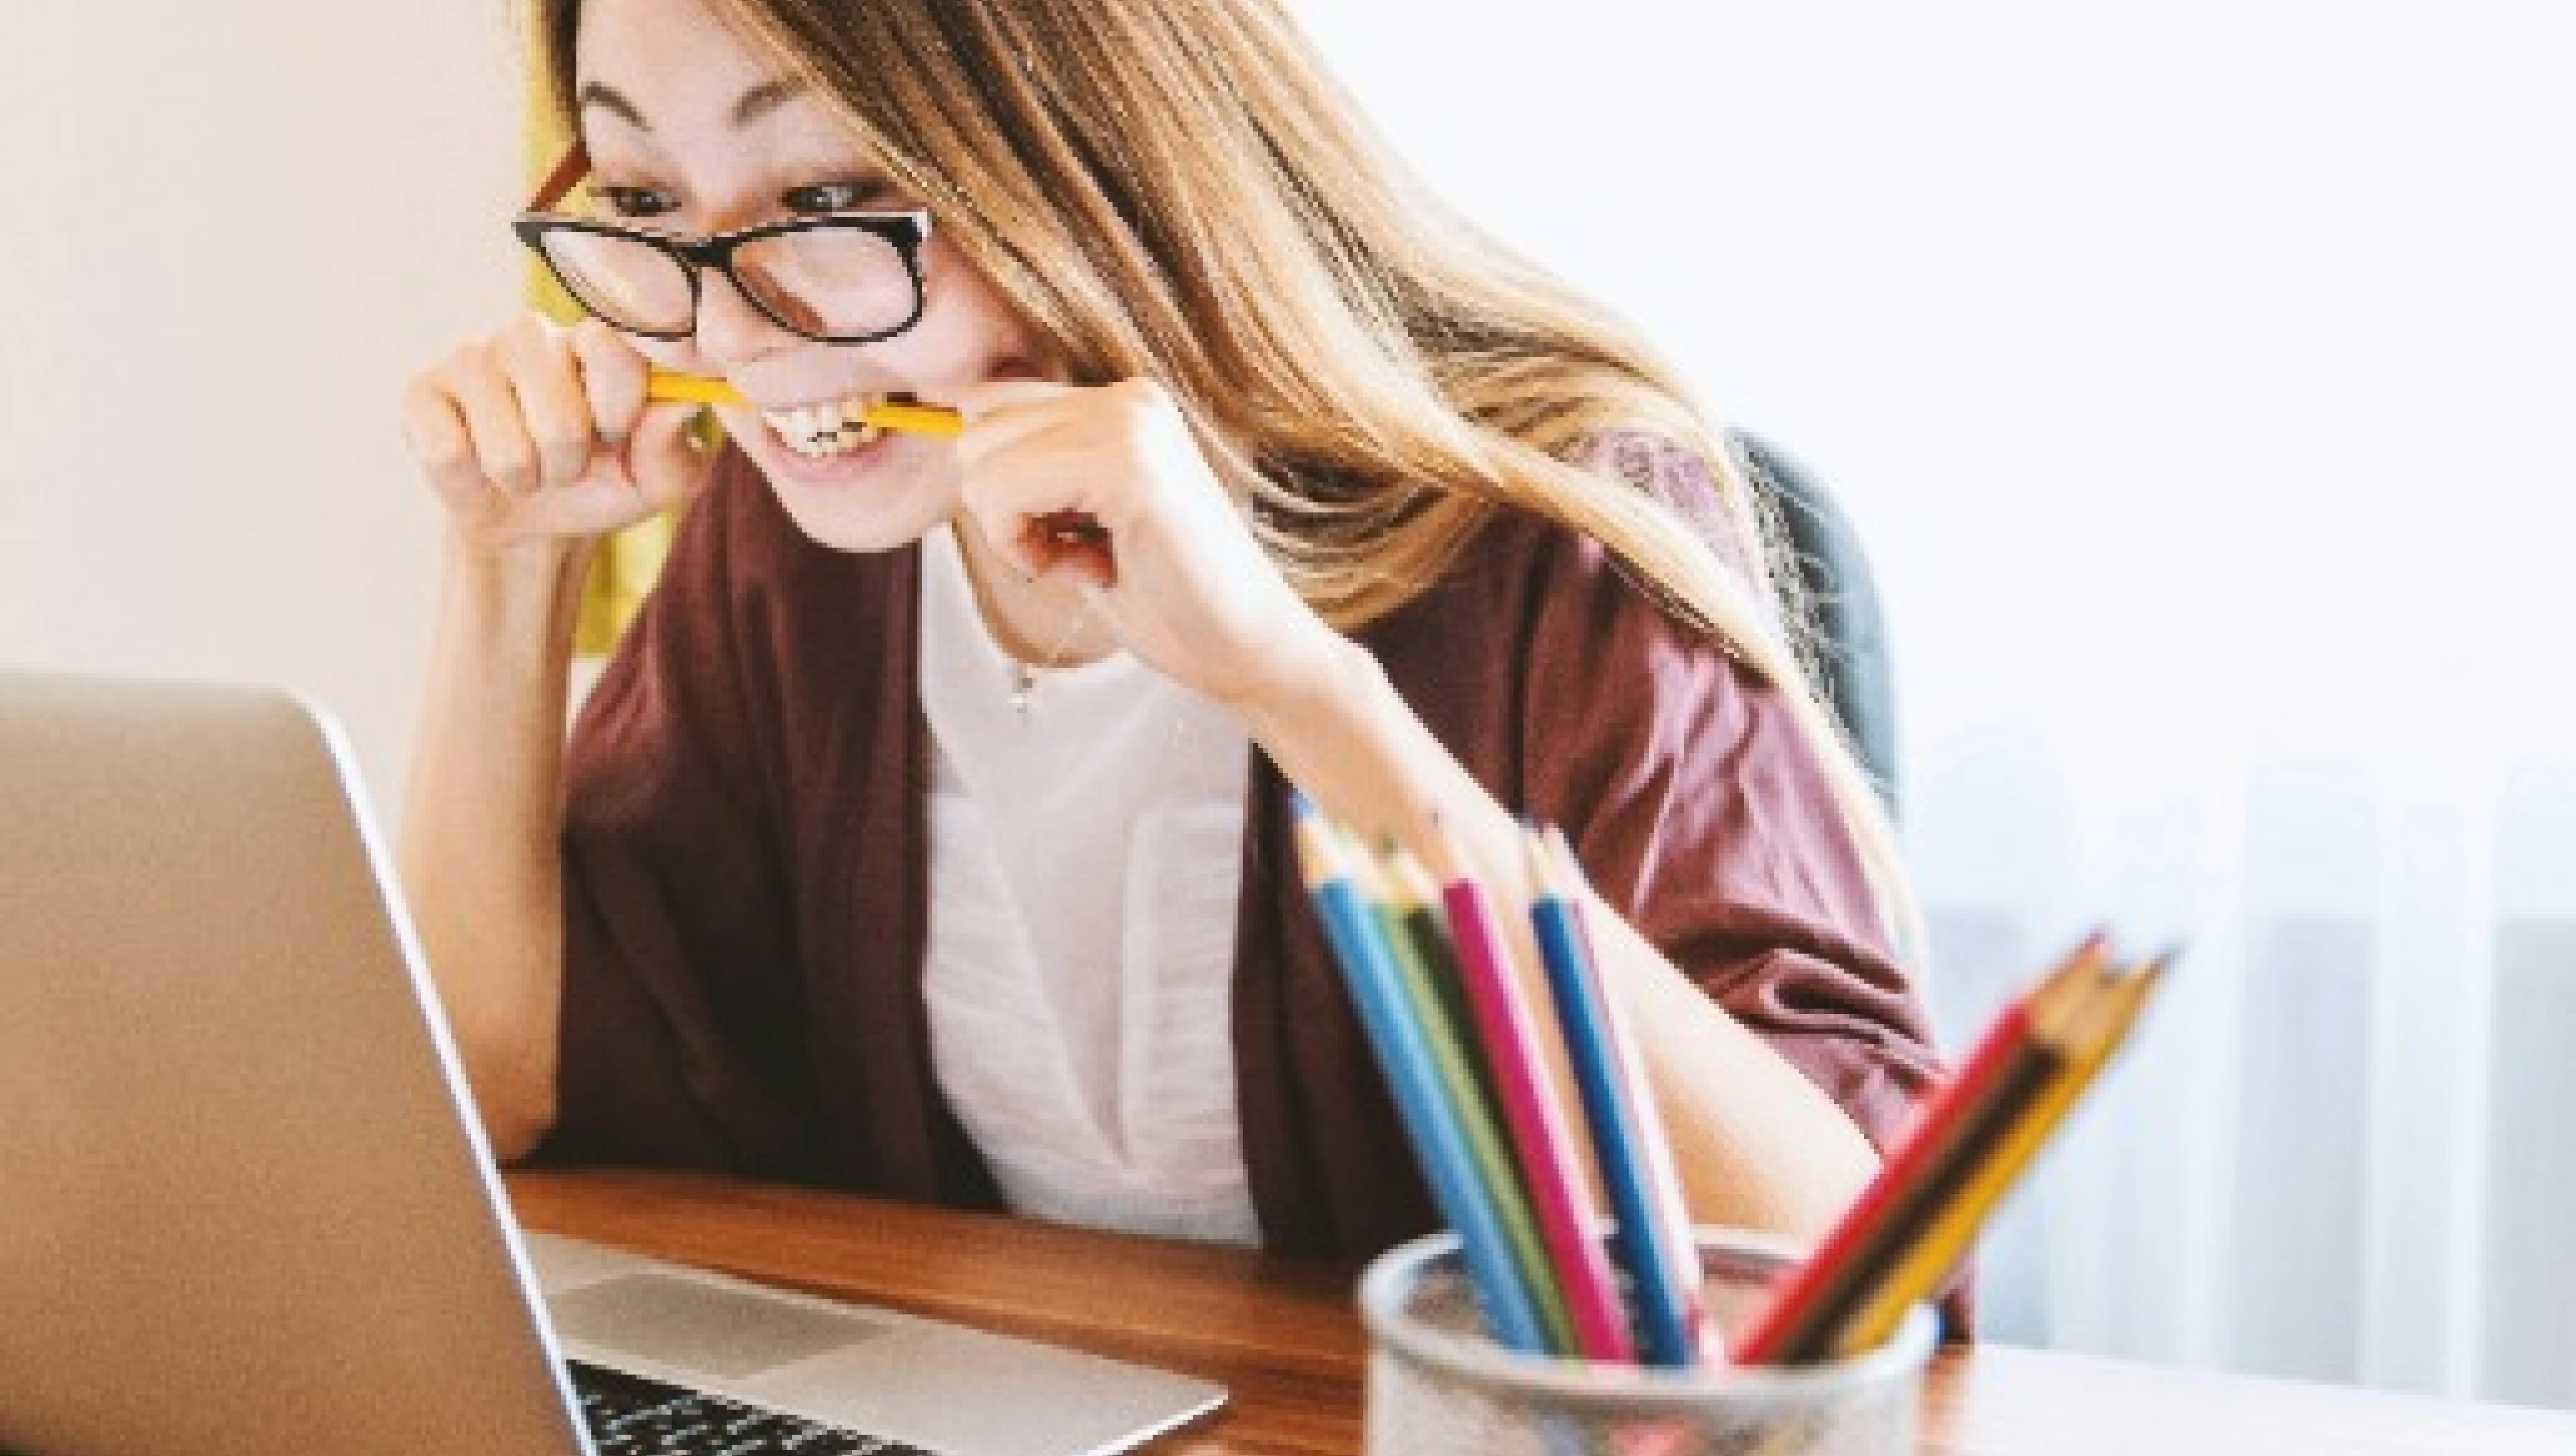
(1432, 839, 1637, 1362)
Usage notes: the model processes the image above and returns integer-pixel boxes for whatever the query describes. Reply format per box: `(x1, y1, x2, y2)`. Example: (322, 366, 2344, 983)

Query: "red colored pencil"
(1733, 933, 2110, 1364)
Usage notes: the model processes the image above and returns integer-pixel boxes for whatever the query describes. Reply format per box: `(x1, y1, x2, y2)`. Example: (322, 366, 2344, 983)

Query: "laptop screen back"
(0, 673, 590, 1456)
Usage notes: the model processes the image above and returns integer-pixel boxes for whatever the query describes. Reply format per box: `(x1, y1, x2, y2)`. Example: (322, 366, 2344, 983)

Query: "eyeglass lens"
(539, 226, 917, 340)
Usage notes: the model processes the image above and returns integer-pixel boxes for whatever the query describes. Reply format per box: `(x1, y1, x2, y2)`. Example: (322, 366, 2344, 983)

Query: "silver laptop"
(0, 670, 1224, 1456)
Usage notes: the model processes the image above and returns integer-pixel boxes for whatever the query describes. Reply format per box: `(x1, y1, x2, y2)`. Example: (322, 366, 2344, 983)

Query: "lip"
(725, 404, 910, 487)
(736, 381, 923, 413)
(744, 390, 872, 414)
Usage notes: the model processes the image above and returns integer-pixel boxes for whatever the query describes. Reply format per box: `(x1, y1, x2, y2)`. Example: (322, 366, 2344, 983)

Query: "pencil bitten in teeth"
(762, 393, 888, 458)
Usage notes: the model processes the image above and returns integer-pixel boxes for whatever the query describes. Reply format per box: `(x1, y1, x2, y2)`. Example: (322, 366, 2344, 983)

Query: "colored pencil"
(1826, 951, 2170, 1356)
(1382, 848, 1506, 1119)
(1544, 829, 1716, 1364)
(1365, 847, 1577, 1356)
(1527, 827, 1705, 1366)
(1287, 798, 1548, 1353)
(1432, 832, 1637, 1363)
(1800, 952, 2105, 1357)
(1733, 935, 2114, 1364)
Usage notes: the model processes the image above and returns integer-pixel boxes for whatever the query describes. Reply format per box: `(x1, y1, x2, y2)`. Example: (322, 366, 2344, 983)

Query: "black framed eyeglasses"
(513, 143, 933, 345)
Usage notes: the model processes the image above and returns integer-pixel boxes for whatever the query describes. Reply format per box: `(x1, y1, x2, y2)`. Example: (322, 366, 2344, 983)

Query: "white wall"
(0, 1, 523, 812)
(1284, 1, 2576, 803)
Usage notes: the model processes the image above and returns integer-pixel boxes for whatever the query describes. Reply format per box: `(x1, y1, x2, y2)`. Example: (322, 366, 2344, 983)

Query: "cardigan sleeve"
(1366, 468, 1973, 1330)
(533, 456, 817, 1175)
(1508, 469, 1944, 1161)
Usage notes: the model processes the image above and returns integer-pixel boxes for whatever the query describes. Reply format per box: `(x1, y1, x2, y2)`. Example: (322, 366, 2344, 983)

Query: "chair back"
(1728, 431, 1899, 816)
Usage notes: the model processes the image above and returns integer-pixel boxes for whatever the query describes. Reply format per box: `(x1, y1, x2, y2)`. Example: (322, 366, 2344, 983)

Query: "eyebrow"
(575, 77, 809, 132)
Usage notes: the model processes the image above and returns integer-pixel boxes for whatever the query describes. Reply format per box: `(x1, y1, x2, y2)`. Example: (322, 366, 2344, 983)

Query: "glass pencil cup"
(1359, 1229, 1935, 1456)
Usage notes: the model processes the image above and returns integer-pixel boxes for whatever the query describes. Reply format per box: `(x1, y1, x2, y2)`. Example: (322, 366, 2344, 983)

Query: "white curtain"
(1293, 0, 2576, 1407)
(1913, 685, 2576, 1405)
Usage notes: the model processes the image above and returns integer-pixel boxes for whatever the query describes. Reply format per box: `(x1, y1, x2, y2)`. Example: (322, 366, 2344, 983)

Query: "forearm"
(1239, 635, 1880, 1242)
(397, 535, 594, 1160)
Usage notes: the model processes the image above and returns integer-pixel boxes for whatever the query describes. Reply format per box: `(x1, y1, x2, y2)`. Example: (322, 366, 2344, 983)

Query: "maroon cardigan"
(542, 443, 1948, 1272)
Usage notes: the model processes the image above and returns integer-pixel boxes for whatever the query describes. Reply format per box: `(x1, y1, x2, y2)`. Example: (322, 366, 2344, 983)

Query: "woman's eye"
(782, 181, 884, 214)
(591, 185, 678, 219)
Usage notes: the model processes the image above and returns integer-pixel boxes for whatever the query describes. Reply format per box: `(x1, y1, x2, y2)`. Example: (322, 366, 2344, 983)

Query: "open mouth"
(759, 391, 891, 459)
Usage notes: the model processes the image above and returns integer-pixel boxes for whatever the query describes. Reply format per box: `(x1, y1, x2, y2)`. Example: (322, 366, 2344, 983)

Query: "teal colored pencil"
(1289, 800, 1549, 1353)
(1363, 844, 1578, 1357)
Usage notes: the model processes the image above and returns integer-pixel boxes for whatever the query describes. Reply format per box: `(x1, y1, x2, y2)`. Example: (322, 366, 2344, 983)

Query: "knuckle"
(504, 309, 561, 347)
(402, 405, 463, 463)
(433, 344, 477, 384)
(569, 315, 624, 357)
(415, 429, 469, 474)
(529, 415, 593, 455)
(498, 320, 567, 376)
(398, 379, 444, 429)
(485, 446, 536, 488)
(447, 339, 510, 390)
(535, 437, 594, 479)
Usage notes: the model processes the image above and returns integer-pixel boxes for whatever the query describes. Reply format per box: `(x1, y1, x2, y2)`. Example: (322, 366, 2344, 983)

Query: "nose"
(686, 264, 796, 370)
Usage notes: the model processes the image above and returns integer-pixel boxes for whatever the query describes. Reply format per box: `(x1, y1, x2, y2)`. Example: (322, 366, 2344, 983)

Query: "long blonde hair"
(536, 0, 1922, 964)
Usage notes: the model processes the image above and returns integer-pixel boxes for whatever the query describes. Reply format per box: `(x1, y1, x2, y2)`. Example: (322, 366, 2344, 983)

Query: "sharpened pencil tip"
(1286, 797, 1348, 888)
(1518, 825, 1552, 894)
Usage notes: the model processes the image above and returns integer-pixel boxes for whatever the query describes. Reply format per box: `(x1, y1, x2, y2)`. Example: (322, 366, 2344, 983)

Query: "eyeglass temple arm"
(529, 142, 591, 213)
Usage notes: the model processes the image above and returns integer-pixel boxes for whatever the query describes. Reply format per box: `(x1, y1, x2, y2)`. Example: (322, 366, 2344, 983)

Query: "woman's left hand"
(949, 377, 1345, 713)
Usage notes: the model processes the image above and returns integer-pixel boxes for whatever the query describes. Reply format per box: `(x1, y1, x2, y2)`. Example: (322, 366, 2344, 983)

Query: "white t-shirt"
(915, 522, 1260, 1245)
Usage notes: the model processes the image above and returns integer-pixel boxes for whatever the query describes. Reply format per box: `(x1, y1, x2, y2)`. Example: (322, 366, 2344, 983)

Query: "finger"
(948, 377, 1071, 430)
(440, 348, 543, 497)
(951, 401, 1076, 473)
(567, 318, 649, 448)
(1021, 515, 1117, 588)
(495, 318, 599, 490)
(400, 377, 485, 506)
(961, 498, 1114, 589)
(954, 417, 1111, 537)
(623, 401, 713, 514)
(954, 460, 1070, 580)
(964, 415, 1131, 561)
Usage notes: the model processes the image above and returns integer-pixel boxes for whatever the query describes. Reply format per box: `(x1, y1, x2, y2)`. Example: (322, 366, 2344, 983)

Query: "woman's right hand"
(401, 312, 713, 555)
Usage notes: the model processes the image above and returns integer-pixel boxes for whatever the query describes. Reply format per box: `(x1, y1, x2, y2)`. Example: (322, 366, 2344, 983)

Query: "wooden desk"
(506, 1169, 2576, 1456)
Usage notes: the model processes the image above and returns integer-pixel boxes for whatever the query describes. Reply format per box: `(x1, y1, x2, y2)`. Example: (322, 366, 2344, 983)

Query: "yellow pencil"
(644, 370, 964, 439)
(639, 370, 744, 407)
(1827, 952, 2170, 1355)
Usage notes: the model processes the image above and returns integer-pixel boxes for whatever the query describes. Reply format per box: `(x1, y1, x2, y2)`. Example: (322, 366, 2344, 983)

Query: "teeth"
(762, 392, 887, 459)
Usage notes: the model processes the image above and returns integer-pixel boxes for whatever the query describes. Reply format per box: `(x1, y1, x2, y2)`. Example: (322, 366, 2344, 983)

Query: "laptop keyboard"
(569, 1358, 940, 1456)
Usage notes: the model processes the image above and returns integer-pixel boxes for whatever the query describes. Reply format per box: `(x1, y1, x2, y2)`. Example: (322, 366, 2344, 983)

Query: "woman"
(398, 0, 1944, 1261)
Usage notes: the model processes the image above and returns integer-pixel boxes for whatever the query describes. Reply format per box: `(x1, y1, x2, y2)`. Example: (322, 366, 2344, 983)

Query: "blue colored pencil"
(1525, 826, 1705, 1366)
(1288, 797, 1549, 1354)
